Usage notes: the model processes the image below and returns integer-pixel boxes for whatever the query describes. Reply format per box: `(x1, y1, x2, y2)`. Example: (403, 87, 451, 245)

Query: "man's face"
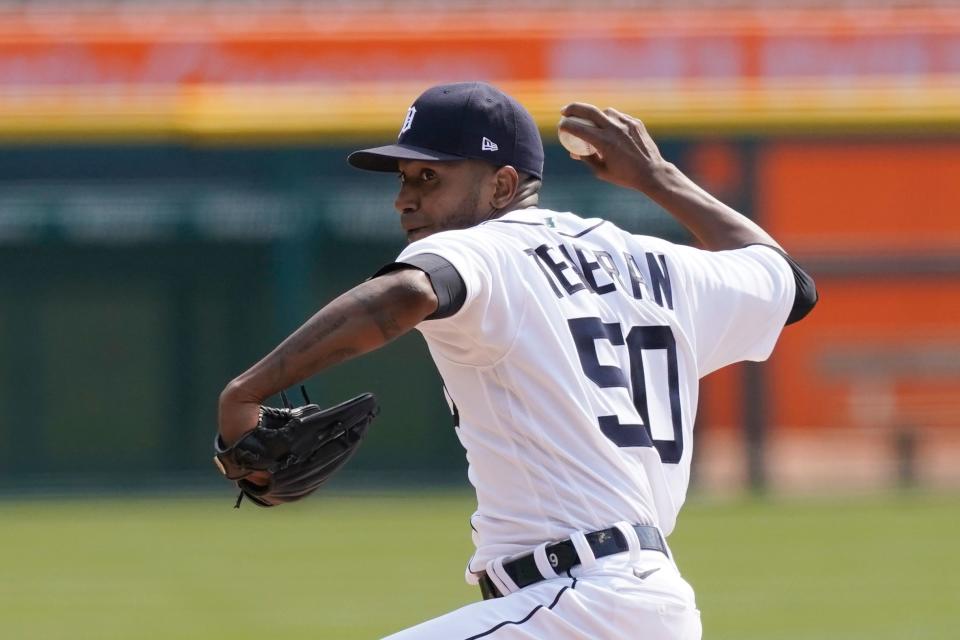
(394, 159, 497, 243)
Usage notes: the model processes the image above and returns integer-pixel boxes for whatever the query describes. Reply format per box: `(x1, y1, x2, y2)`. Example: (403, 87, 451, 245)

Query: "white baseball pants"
(382, 548, 702, 639)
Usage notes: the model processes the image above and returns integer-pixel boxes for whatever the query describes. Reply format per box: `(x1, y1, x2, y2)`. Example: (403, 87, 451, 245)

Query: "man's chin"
(405, 227, 433, 243)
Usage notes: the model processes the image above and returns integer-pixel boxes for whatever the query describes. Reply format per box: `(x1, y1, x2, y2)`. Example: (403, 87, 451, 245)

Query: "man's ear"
(490, 166, 520, 209)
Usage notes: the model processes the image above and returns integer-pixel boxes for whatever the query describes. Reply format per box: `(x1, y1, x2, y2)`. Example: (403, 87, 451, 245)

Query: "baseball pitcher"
(216, 82, 817, 639)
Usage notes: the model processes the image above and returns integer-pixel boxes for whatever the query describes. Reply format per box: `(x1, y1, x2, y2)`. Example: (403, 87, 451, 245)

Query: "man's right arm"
(559, 103, 779, 252)
(559, 102, 817, 325)
(629, 161, 780, 252)
(218, 267, 438, 447)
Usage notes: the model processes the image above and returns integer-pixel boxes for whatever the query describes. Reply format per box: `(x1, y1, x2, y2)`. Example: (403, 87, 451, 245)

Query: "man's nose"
(394, 184, 418, 215)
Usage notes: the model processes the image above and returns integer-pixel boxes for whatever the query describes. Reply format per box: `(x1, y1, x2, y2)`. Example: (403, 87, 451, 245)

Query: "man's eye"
(421, 170, 437, 182)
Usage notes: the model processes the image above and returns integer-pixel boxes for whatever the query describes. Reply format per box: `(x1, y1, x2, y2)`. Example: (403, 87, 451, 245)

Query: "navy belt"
(478, 524, 667, 600)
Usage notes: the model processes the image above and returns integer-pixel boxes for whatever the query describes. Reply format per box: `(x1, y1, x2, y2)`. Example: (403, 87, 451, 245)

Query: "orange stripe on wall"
(769, 278, 960, 431)
(2, 8, 960, 87)
(760, 142, 960, 254)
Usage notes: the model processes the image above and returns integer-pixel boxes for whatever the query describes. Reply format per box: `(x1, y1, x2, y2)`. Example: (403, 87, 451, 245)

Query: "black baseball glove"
(214, 390, 379, 508)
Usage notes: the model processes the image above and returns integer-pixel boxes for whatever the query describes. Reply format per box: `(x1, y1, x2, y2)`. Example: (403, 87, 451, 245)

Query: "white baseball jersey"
(395, 207, 795, 581)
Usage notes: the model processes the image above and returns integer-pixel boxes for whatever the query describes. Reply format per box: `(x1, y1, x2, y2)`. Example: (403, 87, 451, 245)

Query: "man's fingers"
(576, 152, 606, 174)
(559, 117, 607, 151)
(603, 107, 626, 120)
(560, 102, 610, 128)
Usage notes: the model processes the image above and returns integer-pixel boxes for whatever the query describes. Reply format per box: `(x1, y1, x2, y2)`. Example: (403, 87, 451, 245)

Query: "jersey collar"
(493, 207, 551, 225)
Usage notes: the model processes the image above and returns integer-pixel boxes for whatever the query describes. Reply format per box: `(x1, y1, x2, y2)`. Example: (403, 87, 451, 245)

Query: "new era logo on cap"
(481, 137, 499, 152)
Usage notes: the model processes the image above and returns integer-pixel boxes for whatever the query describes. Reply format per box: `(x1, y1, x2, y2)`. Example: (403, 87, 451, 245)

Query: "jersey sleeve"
(655, 242, 796, 377)
(396, 230, 492, 318)
(393, 229, 519, 364)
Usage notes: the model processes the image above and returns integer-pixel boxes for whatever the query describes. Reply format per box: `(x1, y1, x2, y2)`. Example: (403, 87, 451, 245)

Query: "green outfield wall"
(0, 141, 693, 487)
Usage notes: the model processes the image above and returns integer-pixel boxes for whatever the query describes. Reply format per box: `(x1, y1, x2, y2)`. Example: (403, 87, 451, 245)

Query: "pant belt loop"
(486, 557, 519, 595)
(613, 521, 643, 563)
(568, 530, 597, 571)
(533, 541, 560, 580)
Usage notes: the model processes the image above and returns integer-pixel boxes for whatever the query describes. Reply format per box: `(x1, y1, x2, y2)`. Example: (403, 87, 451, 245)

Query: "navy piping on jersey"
(463, 579, 577, 640)
(485, 219, 542, 227)
(559, 220, 607, 238)
(490, 218, 607, 239)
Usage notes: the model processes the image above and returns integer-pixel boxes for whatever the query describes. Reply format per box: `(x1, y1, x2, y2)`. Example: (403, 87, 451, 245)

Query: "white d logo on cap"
(399, 106, 416, 139)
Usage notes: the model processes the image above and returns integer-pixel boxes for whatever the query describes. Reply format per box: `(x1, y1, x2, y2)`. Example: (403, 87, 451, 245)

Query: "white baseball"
(557, 116, 598, 157)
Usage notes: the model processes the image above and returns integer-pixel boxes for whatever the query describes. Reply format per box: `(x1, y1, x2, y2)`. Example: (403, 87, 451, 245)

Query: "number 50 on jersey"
(568, 318, 684, 464)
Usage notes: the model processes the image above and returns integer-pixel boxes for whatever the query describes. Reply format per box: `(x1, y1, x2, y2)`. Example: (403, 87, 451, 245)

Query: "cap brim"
(347, 144, 464, 172)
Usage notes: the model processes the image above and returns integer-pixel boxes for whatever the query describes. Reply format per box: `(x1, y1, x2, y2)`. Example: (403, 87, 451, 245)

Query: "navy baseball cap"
(348, 82, 544, 179)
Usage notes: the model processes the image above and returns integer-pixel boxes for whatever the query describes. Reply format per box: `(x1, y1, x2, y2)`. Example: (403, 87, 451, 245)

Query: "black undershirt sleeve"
(748, 244, 818, 325)
(372, 253, 467, 320)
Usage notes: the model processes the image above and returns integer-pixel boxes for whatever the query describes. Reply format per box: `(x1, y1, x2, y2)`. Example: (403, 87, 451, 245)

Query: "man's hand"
(218, 385, 271, 485)
(559, 103, 671, 194)
(218, 385, 261, 445)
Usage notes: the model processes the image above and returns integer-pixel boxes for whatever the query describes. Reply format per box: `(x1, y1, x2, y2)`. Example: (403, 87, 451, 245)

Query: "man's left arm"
(218, 268, 438, 446)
